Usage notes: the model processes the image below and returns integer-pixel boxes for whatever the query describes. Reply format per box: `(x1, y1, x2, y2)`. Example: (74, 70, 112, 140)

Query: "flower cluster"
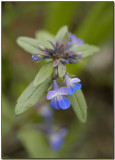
(32, 33, 83, 110)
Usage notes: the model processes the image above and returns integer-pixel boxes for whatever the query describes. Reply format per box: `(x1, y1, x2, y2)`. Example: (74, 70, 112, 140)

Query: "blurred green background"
(2, 1, 114, 158)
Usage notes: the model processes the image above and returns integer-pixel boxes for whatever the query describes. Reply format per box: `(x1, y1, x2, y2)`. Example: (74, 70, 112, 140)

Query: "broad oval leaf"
(33, 62, 53, 87)
(16, 36, 44, 55)
(15, 78, 51, 116)
(70, 44, 100, 58)
(35, 30, 55, 48)
(67, 89, 87, 123)
(58, 63, 66, 78)
(55, 26, 69, 46)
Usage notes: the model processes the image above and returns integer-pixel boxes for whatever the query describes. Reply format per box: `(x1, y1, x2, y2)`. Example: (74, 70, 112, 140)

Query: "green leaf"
(2, 95, 15, 137)
(76, 2, 113, 45)
(71, 44, 100, 58)
(35, 30, 55, 48)
(17, 81, 35, 103)
(67, 89, 87, 123)
(58, 63, 66, 78)
(16, 36, 44, 54)
(55, 26, 69, 46)
(46, 2, 78, 34)
(15, 78, 51, 116)
(18, 128, 56, 158)
(33, 62, 53, 87)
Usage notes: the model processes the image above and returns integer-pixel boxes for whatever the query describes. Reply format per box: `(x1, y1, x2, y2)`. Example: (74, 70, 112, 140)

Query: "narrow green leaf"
(15, 78, 51, 116)
(16, 36, 44, 54)
(18, 128, 56, 158)
(55, 26, 69, 46)
(71, 44, 100, 58)
(35, 30, 55, 48)
(67, 89, 87, 123)
(2, 95, 15, 137)
(58, 63, 66, 78)
(33, 62, 53, 87)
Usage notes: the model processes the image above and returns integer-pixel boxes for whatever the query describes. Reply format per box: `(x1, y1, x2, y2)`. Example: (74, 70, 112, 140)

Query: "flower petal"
(50, 135, 64, 150)
(71, 78, 81, 83)
(70, 34, 84, 45)
(68, 86, 76, 95)
(47, 86, 69, 100)
(72, 83, 82, 90)
(51, 97, 61, 110)
(58, 96, 70, 110)
(47, 91, 57, 100)
(58, 87, 69, 95)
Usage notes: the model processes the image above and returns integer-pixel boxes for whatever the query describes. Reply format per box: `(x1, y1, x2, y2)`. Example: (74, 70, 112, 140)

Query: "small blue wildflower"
(65, 74, 82, 95)
(32, 54, 39, 61)
(49, 128, 68, 151)
(47, 80, 70, 110)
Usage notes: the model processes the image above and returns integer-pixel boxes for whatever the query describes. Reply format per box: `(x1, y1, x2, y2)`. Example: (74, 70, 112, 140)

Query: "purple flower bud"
(32, 54, 39, 61)
(53, 59, 60, 67)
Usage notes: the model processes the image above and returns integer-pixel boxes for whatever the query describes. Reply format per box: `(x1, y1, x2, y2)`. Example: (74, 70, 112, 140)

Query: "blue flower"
(47, 80, 70, 110)
(49, 128, 68, 151)
(32, 54, 39, 61)
(65, 74, 82, 95)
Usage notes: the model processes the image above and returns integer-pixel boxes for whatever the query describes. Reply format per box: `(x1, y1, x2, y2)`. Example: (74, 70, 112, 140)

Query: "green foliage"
(15, 78, 51, 115)
(67, 89, 87, 123)
(33, 62, 53, 87)
(59, 120, 85, 157)
(71, 44, 100, 58)
(2, 95, 15, 137)
(18, 128, 57, 158)
(55, 26, 69, 46)
(76, 2, 113, 44)
(16, 37, 43, 54)
(35, 30, 55, 48)
(17, 81, 35, 104)
(58, 63, 67, 78)
(46, 2, 78, 33)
